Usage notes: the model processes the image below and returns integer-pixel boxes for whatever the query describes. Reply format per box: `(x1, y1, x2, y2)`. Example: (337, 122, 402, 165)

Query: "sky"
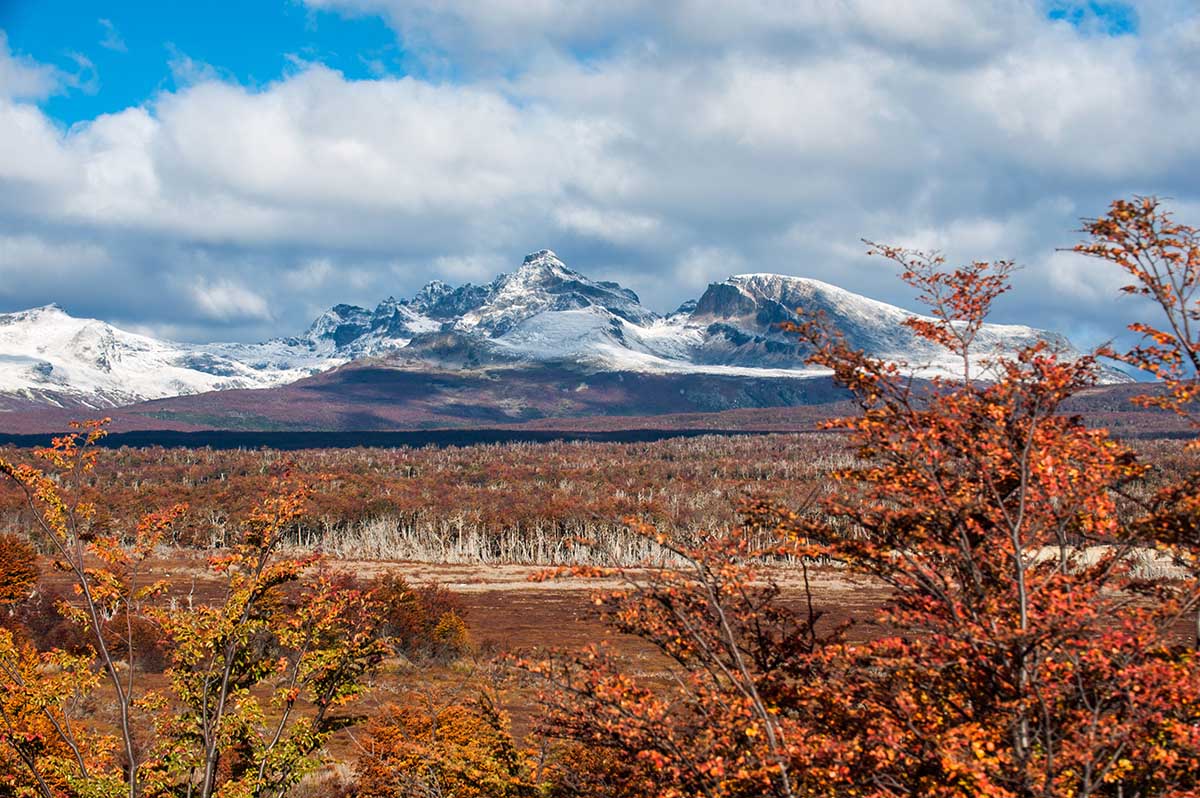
(0, 0, 1196, 347)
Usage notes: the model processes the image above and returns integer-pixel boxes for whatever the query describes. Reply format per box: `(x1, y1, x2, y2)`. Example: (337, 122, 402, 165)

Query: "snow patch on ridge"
(0, 250, 1123, 410)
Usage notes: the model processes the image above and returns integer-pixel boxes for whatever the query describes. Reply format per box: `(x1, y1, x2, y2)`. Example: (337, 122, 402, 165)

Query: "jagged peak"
(327, 303, 369, 316)
(410, 280, 454, 307)
(522, 248, 560, 265)
(671, 299, 699, 317)
(507, 249, 577, 282)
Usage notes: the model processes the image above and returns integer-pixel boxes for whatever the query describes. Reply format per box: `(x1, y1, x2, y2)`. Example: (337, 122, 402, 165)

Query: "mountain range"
(0, 249, 1124, 429)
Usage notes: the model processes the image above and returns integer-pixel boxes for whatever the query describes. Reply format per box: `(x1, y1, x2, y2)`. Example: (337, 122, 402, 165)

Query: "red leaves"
(867, 240, 1018, 383)
(1077, 196, 1200, 437)
(524, 206, 1200, 798)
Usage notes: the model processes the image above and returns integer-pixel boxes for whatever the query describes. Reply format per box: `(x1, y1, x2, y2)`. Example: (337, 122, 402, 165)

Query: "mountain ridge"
(0, 249, 1124, 414)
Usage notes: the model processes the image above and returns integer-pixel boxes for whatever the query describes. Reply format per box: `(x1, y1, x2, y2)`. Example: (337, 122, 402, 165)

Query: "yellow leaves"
(1105, 757, 1135, 782)
(357, 695, 534, 798)
(969, 738, 996, 761)
(0, 429, 395, 798)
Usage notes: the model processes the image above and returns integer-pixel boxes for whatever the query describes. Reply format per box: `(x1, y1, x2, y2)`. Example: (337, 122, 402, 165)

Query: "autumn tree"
(522, 524, 831, 798)
(1076, 196, 1200, 426)
(527, 199, 1200, 798)
(0, 426, 389, 798)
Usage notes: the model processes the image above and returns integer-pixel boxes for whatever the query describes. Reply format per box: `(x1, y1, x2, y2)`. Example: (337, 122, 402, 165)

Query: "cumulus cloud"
(0, 0, 1198, 348)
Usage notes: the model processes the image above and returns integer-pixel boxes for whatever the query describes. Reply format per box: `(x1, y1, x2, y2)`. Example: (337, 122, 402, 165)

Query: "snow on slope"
(684, 273, 1084, 380)
(297, 299, 440, 357)
(0, 305, 342, 409)
(455, 249, 656, 335)
(491, 307, 829, 377)
(0, 250, 1124, 410)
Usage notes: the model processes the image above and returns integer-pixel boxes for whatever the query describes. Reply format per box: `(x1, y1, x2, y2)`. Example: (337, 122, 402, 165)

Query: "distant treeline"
(1, 432, 1192, 566)
(0, 426, 780, 451)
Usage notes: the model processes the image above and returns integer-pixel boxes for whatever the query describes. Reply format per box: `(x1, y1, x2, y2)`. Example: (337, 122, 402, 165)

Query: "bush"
(355, 692, 531, 798)
(431, 610, 471, 658)
(537, 743, 656, 798)
(0, 533, 36, 606)
(0, 585, 170, 671)
(371, 573, 472, 661)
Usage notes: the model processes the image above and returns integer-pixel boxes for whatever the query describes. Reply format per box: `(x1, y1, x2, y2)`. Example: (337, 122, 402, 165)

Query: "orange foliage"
(0, 533, 37, 607)
(1076, 196, 1200, 429)
(370, 573, 472, 662)
(355, 692, 532, 798)
(524, 198, 1200, 798)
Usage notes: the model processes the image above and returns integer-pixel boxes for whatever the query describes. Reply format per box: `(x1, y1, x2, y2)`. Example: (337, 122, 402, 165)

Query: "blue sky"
(0, 0, 1193, 348)
(1047, 1, 1139, 35)
(0, 1, 407, 124)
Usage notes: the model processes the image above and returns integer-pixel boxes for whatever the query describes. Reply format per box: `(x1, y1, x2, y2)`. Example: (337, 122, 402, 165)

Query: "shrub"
(355, 692, 532, 798)
(371, 573, 472, 662)
(0, 586, 88, 653)
(0, 533, 36, 606)
(537, 743, 657, 798)
(431, 611, 471, 659)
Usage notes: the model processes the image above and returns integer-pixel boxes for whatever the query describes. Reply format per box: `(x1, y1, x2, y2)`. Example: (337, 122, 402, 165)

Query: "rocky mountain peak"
(410, 280, 453, 308)
(503, 249, 576, 288)
(523, 248, 559, 265)
(2, 303, 67, 325)
(444, 250, 657, 336)
(0, 253, 1127, 412)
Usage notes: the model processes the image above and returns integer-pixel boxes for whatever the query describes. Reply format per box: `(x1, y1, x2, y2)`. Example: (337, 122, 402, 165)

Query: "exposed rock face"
(0, 251, 1122, 411)
(451, 249, 658, 336)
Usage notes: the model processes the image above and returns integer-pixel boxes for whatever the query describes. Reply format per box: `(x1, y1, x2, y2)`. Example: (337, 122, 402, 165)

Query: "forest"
(0, 197, 1198, 797)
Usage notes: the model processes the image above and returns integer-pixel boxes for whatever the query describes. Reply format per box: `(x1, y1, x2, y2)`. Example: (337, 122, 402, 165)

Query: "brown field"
(29, 549, 888, 746)
(4, 422, 1198, 793)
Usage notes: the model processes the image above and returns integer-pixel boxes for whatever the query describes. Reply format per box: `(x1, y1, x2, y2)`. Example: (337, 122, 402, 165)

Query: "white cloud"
(0, 32, 60, 101)
(0, 234, 112, 288)
(188, 277, 272, 322)
(554, 205, 660, 243)
(674, 246, 747, 287)
(166, 50, 219, 86)
(425, 253, 508, 283)
(0, 0, 1198, 348)
(285, 258, 334, 290)
(302, 0, 1039, 71)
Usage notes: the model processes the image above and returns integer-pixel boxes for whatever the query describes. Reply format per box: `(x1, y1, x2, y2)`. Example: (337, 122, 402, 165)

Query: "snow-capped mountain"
(0, 304, 342, 410)
(0, 250, 1122, 411)
(685, 273, 1071, 375)
(293, 249, 657, 358)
